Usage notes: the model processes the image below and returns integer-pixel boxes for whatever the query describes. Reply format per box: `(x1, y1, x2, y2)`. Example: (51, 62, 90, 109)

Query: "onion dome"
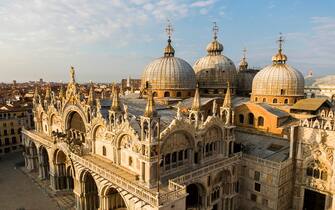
(251, 34, 304, 105)
(141, 22, 196, 98)
(193, 23, 237, 95)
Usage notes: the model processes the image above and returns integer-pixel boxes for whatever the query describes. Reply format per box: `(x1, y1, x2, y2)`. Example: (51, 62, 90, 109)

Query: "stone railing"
(71, 153, 160, 206)
(171, 152, 242, 185)
(242, 153, 292, 169)
(159, 180, 186, 205)
(22, 129, 53, 147)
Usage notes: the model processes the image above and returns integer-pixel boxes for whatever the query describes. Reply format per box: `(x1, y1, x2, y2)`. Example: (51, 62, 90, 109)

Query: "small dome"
(251, 35, 305, 105)
(252, 63, 304, 96)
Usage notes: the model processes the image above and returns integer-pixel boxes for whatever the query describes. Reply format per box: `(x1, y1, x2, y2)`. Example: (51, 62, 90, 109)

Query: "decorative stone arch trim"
(62, 104, 88, 131)
(161, 130, 196, 153)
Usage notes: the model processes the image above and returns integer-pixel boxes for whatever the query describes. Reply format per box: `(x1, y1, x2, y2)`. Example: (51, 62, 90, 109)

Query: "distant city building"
(305, 75, 335, 102)
(0, 103, 34, 155)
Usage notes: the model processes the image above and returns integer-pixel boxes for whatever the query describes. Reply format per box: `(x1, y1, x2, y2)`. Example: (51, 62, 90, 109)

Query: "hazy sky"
(0, 0, 334, 83)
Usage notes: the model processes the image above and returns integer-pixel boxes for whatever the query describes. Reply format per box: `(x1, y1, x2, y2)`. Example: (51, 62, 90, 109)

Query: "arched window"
(255, 97, 258, 102)
(272, 98, 278, 103)
(262, 98, 266, 102)
(102, 146, 106, 156)
(257, 116, 264, 126)
(248, 113, 254, 125)
(176, 92, 182, 97)
(153, 92, 158, 97)
(280, 89, 286, 95)
(313, 169, 320, 178)
(284, 98, 288, 104)
(239, 114, 244, 124)
(164, 91, 170, 97)
(306, 167, 313, 176)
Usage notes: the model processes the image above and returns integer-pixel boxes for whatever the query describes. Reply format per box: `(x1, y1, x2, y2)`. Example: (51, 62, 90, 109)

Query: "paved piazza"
(0, 152, 73, 210)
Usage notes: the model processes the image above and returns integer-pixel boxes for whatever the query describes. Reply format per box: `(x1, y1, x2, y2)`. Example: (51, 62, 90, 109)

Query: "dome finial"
(239, 47, 248, 71)
(70, 66, 75, 83)
(212, 21, 219, 40)
(164, 19, 175, 57)
(272, 33, 287, 64)
(206, 22, 223, 55)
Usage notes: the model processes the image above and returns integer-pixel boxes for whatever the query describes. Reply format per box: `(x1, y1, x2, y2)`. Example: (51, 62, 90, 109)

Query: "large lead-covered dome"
(141, 37, 196, 98)
(193, 25, 237, 96)
(251, 37, 304, 105)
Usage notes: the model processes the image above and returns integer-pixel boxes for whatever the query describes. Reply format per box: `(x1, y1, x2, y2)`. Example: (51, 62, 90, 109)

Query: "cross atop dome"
(212, 22, 219, 40)
(277, 32, 285, 52)
(243, 47, 247, 59)
(165, 19, 173, 40)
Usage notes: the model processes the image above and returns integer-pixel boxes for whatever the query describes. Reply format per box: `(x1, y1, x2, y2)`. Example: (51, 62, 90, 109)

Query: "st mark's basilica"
(22, 23, 335, 210)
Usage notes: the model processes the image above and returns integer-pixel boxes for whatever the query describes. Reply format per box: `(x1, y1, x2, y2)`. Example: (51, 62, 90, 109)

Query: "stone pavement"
(0, 152, 75, 210)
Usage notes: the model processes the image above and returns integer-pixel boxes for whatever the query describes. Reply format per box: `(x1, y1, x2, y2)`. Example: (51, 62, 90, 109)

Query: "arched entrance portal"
(101, 186, 127, 210)
(54, 150, 74, 190)
(26, 141, 38, 171)
(82, 172, 99, 210)
(186, 183, 205, 209)
(39, 146, 50, 179)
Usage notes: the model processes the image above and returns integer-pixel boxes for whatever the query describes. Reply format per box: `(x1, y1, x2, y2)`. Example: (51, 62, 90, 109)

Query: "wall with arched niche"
(94, 125, 113, 159)
(118, 134, 141, 174)
(50, 114, 62, 133)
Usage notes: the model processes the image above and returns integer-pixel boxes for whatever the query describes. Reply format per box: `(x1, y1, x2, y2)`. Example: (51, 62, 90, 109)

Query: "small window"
(248, 113, 254, 125)
(257, 117, 264, 126)
(280, 89, 286, 95)
(178, 150, 183, 161)
(254, 183, 261, 192)
(273, 98, 278, 103)
(251, 193, 257, 202)
(262, 198, 268, 206)
(255, 97, 258, 102)
(239, 114, 244, 124)
(262, 98, 266, 102)
(284, 98, 288, 104)
(313, 169, 320, 179)
(129, 157, 133, 166)
(102, 146, 106, 156)
(176, 92, 182, 97)
(164, 91, 170, 97)
(254, 171, 260, 181)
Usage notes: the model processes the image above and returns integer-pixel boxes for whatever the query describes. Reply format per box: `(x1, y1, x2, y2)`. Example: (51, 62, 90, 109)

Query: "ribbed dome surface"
(193, 55, 237, 88)
(141, 56, 196, 90)
(252, 63, 304, 96)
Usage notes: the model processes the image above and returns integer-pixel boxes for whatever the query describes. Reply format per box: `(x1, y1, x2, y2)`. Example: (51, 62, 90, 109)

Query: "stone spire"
(59, 85, 64, 99)
(87, 81, 95, 105)
(70, 66, 76, 83)
(45, 84, 51, 101)
(111, 84, 121, 111)
(223, 82, 232, 108)
(192, 83, 201, 111)
(144, 92, 157, 118)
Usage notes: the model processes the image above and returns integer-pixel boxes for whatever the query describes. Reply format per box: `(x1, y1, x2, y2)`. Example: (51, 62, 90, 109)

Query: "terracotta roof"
(291, 98, 332, 111)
